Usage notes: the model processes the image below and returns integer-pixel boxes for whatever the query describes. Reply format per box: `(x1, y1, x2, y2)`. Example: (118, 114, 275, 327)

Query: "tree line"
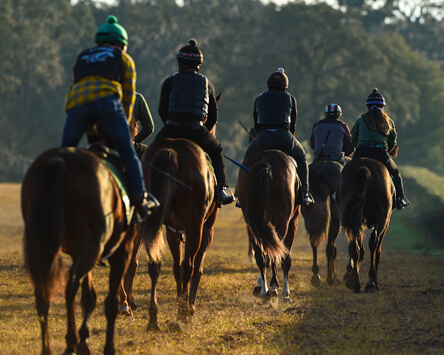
(1, 0, 443, 183)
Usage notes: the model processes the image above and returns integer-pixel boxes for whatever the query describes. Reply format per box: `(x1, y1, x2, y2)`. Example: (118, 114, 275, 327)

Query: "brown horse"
(122, 138, 219, 329)
(301, 160, 343, 287)
(339, 157, 394, 293)
(237, 150, 301, 301)
(21, 147, 138, 355)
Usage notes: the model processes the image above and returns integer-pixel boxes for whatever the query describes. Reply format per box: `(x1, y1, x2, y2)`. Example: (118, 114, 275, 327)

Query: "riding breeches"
(353, 147, 405, 198)
(61, 95, 146, 198)
(244, 129, 310, 193)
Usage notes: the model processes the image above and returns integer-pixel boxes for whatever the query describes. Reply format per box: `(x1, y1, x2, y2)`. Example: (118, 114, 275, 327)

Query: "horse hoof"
(147, 322, 161, 332)
(267, 289, 279, 298)
(326, 276, 334, 286)
(119, 304, 133, 316)
(168, 320, 188, 333)
(345, 277, 355, 290)
(76, 341, 91, 355)
(343, 272, 352, 282)
(253, 285, 262, 297)
(311, 275, 321, 287)
(282, 296, 293, 303)
(365, 282, 376, 293)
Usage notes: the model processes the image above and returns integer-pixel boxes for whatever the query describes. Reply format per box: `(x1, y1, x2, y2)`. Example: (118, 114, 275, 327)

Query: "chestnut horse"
(237, 150, 301, 301)
(301, 160, 343, 287)
(21, 147, 138, 355)
(122, 138, 219, 329)
(339, 157, 394, 293)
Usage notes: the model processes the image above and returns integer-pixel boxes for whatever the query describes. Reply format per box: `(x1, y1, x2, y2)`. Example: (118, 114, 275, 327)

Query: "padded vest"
(168, 73, 209, 119)
(74, 46, 123, 83)
(256, 91, 292, 125)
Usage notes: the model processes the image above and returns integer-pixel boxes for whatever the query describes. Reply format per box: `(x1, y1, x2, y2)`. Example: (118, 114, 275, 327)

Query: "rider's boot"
(132, 192, 160, 220)
(217, 186, 235, 205)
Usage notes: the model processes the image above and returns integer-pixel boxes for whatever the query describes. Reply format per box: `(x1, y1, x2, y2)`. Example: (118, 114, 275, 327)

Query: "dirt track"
(1, 185, 443, 354)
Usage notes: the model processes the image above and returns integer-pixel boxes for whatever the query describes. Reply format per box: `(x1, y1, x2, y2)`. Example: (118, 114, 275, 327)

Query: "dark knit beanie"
(267, 68, 289, 90)
(176, 39, 203, 64)
(366, 88, 386, 107)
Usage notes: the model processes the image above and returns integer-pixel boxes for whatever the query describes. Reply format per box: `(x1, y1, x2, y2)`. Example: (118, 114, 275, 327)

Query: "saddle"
(87, 143, 136, 224)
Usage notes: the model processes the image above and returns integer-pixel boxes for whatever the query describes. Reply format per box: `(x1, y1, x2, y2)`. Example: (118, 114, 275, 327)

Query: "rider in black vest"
(244, 68, 314, 205)
(310, 104, 354, 165)
(156, 39, 234, 205)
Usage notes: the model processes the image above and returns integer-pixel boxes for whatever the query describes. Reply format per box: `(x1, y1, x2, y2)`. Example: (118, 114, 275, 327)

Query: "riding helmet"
(176, 39, 204, 64)
(366, 88, 386, 107)
(325, 103, 342, 118)
(267, 68, 289, 90)
(95, 15, 128, 46)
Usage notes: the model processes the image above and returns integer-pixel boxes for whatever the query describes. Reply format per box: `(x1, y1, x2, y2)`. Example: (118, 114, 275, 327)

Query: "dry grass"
(0, 183, 443, 354)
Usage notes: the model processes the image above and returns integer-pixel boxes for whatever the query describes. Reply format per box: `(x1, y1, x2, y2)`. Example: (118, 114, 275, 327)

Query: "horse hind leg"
(311, 243, 321, 287)
(35, 288, 51, 355)
(64, 269, 82, 354)
(77, 272, 97, 353)
(366, 223, 387, 293)
(365, 228, 378, 293)
(326, 217, 340, 286)
(147, 261, 161, 331)
(345, 238, 362, 293)
(252, 241, 269, 299)
(269, 261, 279, 298)
(280, 253, 293, 302)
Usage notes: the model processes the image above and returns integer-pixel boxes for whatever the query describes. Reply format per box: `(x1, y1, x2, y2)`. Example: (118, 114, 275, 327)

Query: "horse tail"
(140, 149, 177, 262)
(341, 166, 370, 238)
(246, 161, 287, 263)
(23, 156, 67, 302)
(303, 168, 331, 248)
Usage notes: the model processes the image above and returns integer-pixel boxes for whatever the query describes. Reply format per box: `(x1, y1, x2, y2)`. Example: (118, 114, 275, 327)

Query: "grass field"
(1, 183, 443, 354)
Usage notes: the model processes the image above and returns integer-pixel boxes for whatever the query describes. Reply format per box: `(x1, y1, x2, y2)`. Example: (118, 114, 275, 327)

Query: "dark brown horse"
(122, 138, 219, 329)
(301, 160, 343, 287)
(237, 150, 301, 301)
(339, 157, 394, 293)
(21, 147, 138, 355)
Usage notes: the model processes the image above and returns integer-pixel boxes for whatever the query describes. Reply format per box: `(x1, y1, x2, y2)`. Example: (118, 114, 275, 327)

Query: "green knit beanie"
(95, 15, 128, 46)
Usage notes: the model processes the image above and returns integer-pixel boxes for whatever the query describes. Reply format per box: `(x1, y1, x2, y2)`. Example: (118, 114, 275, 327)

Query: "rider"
(351, 88, 410, 210)
(61, 15, 157, 219)
(156, 39, 234, 205)
(132, 91, 155, 158)
(244, 68, 314, 206)
(310, 103, 354, 165)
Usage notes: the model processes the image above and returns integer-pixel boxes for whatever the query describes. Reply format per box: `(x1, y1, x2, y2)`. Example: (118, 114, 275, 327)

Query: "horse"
(237, 149, 302, 301)
(301, 160, 343, 287)
(339, 157, 394, 293)
(21, 147, 139, 355)
(121, 137, 219, 329)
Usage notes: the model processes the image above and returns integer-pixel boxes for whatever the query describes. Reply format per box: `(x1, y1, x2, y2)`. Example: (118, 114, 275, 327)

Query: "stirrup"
(396, 196, 410, 210)
(217, 187, 235, 205)
(302, 192, 315, 206)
